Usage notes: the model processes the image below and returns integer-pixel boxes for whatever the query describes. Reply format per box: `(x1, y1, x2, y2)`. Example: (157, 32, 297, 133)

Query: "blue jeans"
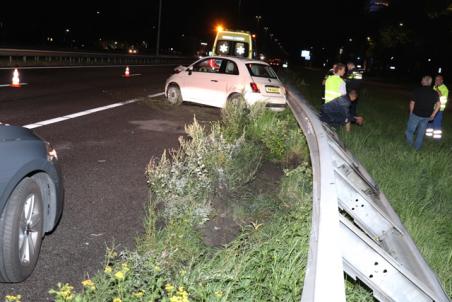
(427, 111, 444, 130)
(405, 113, 430, 150)
(432, 111, 443, 130)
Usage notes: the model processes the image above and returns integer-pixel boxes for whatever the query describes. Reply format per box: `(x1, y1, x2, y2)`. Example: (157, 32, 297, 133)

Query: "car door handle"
(210, 80, 218, 82)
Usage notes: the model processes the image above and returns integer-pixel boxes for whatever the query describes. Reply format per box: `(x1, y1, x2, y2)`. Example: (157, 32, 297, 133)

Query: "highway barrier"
(285, 84, 450, 302)
(0, 48, 193, 67)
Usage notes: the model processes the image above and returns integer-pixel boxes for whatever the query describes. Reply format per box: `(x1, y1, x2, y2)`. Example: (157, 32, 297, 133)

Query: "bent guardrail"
(285, 84, 450, 302)
(0, 48, 193, 67)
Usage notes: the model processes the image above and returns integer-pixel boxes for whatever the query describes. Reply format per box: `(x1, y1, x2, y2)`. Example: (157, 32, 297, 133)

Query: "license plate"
(265, 86, 280, 94)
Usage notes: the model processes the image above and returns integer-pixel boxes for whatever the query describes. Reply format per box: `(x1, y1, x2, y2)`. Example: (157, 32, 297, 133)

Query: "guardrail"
(285, 84, 450, 302)
(0, 48, 193, 67)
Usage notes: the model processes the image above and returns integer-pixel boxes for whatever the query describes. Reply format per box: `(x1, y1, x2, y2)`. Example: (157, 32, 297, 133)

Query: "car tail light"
(250, 82, 260, 93)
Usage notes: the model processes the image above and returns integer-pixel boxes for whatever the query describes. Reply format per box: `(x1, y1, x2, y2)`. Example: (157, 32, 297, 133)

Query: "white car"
(165, 56, 287, 110)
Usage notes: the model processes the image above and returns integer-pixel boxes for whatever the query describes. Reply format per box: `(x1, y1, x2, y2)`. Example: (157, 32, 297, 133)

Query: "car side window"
(223, 60, 239, 75)
(193, 58, 223, 73)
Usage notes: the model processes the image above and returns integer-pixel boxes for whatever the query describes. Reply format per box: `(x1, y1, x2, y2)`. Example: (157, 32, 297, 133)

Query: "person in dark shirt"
(319, 90, 364, 131)
(346, 62, 363, 120)
(405, 76, 440, 150)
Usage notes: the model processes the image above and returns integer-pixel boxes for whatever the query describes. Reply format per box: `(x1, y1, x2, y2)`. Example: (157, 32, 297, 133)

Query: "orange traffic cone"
(124, 66, 130, 77)
(11, 68, 20, 87)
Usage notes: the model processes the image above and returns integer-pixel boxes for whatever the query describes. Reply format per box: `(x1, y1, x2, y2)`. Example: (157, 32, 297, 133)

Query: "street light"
(156, 0, 162, 56)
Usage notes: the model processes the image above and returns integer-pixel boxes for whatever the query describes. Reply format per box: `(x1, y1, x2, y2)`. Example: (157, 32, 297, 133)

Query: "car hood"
(0, 125, 39, 142)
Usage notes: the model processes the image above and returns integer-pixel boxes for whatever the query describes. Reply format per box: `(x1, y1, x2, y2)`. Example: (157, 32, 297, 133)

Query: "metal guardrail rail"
(285, 85, 450, 302)
(0, 48, 193, 67)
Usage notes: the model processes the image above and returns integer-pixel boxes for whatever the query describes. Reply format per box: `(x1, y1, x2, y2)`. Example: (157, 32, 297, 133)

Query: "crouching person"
(319, 90, 364, 132)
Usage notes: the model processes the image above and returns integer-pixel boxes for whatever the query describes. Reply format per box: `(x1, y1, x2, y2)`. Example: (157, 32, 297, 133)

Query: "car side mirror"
(187, 66, 193, 75)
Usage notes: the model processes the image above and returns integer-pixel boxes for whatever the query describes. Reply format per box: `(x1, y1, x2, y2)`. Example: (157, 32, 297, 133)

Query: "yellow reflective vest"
(433, 84, 448, 111)
(324, 75, 346, 103)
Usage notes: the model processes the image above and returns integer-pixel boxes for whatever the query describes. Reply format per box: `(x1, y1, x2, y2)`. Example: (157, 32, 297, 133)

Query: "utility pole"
(238, 0, 242, 27)
(156, 0, 162, 56)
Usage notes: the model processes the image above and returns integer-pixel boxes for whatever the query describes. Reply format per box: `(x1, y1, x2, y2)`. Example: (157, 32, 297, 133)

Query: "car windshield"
(215, 40, 249, 58)
(246, 63, 278, 79)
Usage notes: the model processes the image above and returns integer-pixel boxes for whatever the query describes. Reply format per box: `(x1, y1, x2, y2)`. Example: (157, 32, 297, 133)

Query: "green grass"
(289, 68, 452, 299)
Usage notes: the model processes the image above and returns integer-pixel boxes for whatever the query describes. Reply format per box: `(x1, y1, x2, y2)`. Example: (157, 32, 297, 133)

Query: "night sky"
(0, 0, 450, 73)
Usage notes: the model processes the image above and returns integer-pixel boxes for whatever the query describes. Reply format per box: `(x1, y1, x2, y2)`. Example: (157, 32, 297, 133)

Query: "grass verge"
(42, 100, 313, 302)
(288, 68, 452, 299)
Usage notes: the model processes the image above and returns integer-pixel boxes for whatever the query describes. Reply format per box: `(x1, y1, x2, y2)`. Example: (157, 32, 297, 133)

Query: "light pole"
(156, 0, 162, 56)
(255, 16, 262, 57)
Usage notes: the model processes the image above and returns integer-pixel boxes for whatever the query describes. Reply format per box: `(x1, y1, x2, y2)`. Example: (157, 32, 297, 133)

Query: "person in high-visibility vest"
(324, 63, 347, 103)
(426, 75, 448, 139)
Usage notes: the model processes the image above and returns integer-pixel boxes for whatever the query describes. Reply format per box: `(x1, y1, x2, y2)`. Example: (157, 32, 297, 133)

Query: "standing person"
(321, 64, 336, 103)
(319, 90, 364, 131)
(426, 75, 448, 139)
(346, 62, 363, 120)
(324, 63, 347, 103)
(405, 76, 440, 150)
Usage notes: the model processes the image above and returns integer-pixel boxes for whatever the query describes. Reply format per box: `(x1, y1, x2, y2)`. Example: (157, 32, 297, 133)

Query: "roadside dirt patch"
(141, 97, 220, 122)
(199, 161, 283, 247)
(130, 119, 186, 133)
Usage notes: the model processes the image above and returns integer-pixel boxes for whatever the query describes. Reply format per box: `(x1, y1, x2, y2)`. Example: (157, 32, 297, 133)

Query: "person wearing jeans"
(405, 76, 440, 150)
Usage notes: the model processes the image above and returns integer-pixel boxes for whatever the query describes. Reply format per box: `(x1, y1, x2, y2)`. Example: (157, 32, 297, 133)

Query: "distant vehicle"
(212, 30, 253, 59)
(0, 125, 63, 282)
(267, 58, 281, 67)
(165, 56, 287, 110)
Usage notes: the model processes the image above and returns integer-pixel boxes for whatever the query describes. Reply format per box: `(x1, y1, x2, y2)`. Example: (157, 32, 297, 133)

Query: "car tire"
(0, 178, 44, 282)
(228, 93, 245, 105)
(167, 84, 183, 106)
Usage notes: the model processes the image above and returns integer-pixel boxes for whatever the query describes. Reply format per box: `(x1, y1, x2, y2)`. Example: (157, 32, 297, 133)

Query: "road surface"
(0, 66, 220, 300)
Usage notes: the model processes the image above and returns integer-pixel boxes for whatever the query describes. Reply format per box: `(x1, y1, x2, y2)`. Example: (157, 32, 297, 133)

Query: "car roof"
(199, 56, 269, 66)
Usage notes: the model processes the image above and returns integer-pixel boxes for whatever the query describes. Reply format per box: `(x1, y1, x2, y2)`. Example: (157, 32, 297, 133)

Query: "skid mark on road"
(23, 92, 164, 129)
(129, 119, 185, 133)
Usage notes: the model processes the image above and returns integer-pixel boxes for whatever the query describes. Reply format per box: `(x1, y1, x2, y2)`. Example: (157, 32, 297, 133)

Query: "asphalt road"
(0, 66, 220, 300)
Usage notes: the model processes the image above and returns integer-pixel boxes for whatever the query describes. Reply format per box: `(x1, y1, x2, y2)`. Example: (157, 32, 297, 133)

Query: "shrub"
(246, 107, 308, 167)
(146, 118, 263, 225)
(221, 96, 249, 141)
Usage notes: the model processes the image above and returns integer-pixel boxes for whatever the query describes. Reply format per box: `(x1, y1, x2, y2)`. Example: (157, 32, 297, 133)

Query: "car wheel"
(228, 93, 245, 105)
(167, 85, 183, 106)
(0, 178, 44, 282)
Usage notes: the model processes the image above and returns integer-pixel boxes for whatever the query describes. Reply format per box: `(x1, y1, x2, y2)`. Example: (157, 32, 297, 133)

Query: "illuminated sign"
(301, 50, 311, 61)
(221, 35, 246, 41)
(219, 43, 229, 53)
(236, 45, 245, 55)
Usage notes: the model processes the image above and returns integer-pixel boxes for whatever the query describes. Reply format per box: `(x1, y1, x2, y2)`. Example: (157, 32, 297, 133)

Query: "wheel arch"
(166, 82, 181, 96)
(0, 161, 62, 234)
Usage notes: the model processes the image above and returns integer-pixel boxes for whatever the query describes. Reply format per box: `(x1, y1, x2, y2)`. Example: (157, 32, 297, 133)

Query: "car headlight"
(45, 142, 58, 161)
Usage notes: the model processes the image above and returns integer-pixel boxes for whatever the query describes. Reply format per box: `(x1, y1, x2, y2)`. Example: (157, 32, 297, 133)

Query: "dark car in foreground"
(0, 125, 63, 282)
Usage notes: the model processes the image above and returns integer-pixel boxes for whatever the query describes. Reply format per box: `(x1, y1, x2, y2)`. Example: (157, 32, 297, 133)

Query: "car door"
(182, 58, 228, 107)
(221, 59, 242, 107)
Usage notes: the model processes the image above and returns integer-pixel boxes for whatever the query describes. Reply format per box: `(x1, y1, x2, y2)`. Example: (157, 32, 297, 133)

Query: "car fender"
(0, 158, 63, 233)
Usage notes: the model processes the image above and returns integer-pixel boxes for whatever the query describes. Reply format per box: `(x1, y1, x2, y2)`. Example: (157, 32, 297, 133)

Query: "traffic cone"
(11, 68, 20, 87)
(124, 66, 130, 77)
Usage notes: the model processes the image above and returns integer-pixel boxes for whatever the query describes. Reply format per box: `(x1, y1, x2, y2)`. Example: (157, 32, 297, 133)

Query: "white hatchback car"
(165, 56, 287, 110)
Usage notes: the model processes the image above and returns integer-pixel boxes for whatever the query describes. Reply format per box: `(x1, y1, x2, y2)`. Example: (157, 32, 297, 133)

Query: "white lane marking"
(0, 83, 29, 88)
(23, 92, 165, 129)
(0, 64, 178, 70)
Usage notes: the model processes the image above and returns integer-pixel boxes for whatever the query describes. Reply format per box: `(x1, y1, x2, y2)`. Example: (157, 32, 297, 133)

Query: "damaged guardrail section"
(285, 85, 450, 302)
